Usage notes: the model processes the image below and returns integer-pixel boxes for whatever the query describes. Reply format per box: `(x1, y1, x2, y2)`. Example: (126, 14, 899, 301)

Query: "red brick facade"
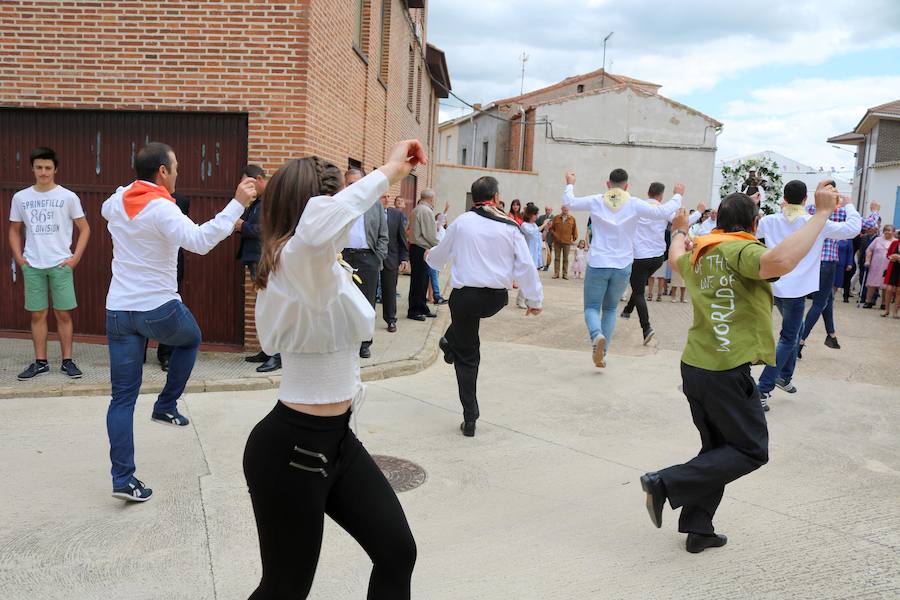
(1, 0, 446, 350)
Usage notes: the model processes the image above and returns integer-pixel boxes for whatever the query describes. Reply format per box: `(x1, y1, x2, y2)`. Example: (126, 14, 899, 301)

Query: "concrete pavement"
(2, 271, 899, 599)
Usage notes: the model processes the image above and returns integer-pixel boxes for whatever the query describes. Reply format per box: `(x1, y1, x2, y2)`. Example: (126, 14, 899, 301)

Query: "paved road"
(1, 275, 898, 599)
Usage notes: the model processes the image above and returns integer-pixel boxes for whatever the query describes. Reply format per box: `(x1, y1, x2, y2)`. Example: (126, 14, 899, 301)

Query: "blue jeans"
(802, 261, 837, 340)
(758, 296, 806, 394)
(429, 266, 442, 300)
(584, 265, 632, 352)
(106, 300, 202, 488)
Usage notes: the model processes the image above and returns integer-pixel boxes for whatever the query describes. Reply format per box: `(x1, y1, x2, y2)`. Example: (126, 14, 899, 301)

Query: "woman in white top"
(243, 140, 426, 599)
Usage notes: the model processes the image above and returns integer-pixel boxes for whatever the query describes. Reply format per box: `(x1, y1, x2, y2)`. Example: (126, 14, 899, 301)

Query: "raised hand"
(671, 208, 689, 232)
(381, 140, 429, 186)
(235, 177, 258, 207)
(674, 182, 686, 196)
(814, 180, 840, 217)
(565, 170, 576, 185)
(696, 202, 706, 213)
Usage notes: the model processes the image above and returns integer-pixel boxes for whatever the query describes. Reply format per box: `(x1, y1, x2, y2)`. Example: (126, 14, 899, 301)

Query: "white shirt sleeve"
(688, 210, 702, 226)
(69, 191, 86, 220)
(279, 170, 389, 305)
(425, 218, 455, 271)
(561, 184, 597, 211)
(9, 194, 23, 222)
(822, 204, 862, 240)
(635, 194, 682, 220)
(155, 198, 244, 255)
(511, 230, 544, 307)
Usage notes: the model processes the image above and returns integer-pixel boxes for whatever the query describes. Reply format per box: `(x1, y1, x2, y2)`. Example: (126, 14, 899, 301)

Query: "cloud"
(715, 75, 900, 173)
(430, 0, 900, 102)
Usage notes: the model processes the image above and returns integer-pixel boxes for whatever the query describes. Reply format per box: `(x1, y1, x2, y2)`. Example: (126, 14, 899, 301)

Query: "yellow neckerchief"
(782, 204, 807, 223)
(337, 253, 363, 284)
(690, 229, 759, 266)
(603, 188, 630, 211)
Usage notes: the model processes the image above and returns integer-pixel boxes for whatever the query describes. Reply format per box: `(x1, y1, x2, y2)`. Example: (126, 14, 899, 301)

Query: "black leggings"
(243, 402, 416, 599)
(623, 255, 665, 332)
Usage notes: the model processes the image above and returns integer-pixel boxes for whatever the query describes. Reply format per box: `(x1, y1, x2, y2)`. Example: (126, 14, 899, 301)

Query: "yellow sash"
(782, 204, 807, 224)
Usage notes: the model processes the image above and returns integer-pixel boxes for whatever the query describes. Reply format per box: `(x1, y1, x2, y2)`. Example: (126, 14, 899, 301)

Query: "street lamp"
(832, 144, 857, 158)
(601, 32, 614, 86)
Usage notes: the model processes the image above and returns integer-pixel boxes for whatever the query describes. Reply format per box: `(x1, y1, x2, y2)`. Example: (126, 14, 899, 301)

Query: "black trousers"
(658, 362, 769, 535)
(623, 255, 665, 332)
(444, 287, 508, 423)
(380, 267, 400, 324)
(407, 244, 431, 317)
(344, 249, 380, 348)
(842, 264, 856, 301)
(243, 402, 416, 599)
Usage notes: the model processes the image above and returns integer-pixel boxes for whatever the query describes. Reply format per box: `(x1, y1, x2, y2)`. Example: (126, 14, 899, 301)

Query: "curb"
(0, 309, 449, 400)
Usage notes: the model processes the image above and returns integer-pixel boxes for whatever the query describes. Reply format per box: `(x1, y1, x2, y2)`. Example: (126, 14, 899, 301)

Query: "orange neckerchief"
(123, 180, 175, 219)
(691, 229, 759, 266)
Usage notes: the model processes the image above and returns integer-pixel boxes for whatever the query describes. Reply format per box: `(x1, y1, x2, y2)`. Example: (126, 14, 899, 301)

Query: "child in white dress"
(571, 239, 587, 279)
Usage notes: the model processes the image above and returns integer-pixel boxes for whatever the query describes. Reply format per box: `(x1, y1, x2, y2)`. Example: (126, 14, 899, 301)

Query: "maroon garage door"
(0, 108, 248, 348)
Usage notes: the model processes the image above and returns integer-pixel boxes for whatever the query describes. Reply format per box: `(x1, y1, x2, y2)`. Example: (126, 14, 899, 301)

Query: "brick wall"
(1, 0, 440, 349)
(875, 120, 900, 164)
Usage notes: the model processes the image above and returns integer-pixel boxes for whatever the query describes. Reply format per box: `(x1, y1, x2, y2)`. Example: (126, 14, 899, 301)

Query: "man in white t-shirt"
(103, 142, 256, 502)
(8, 147, 91, 381)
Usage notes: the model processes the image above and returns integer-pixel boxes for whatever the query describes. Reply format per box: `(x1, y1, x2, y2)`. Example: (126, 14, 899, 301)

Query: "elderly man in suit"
(380, 192, 410, 333)
(344, 168, 389, 358)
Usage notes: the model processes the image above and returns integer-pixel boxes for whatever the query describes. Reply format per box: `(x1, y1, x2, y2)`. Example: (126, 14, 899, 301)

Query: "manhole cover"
(372, 455, 427, 493)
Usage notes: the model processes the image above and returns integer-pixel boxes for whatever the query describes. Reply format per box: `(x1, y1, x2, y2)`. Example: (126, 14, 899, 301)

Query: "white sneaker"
(591, 335, 606, 368)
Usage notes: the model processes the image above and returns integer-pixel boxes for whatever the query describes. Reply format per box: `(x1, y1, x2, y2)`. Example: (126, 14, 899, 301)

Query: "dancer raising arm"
(244, 140, 426, 599)
(640, 181, 841, 554)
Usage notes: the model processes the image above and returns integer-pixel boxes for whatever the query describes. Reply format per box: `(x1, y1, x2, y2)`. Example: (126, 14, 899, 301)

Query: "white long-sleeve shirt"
(102, 181, 244, 311)
(426, 211, 544, 308)
(562, 185, 681, 268)
(632, 198, 699, 259)
(756, 204, 862, 298)
(256, 170, 389, 404)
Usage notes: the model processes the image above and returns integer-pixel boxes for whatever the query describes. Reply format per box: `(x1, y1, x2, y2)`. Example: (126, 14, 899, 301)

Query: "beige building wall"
(867, 166, 900, 226)
(433, 164, 539, 220)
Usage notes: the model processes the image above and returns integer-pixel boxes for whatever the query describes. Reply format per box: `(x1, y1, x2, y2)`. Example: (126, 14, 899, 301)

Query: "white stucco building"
(435, 69, 721, 227)
(830, 99, 900, 227)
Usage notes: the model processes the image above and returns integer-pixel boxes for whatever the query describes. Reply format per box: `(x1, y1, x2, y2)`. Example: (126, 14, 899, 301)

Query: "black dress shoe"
(685, 533, 728, 554)
(640, 472, 667, 529)
(256, 354, 282, 373)
(423, 311, 437, 318)
(160, 359, 169, 372)
(387, 322, 397, 333)
(434, 298, 448, 305)
(359, 344, 372, 359)
(245, 351, 269, 363)
(407, 314, 426, 321)
(439, 337, 455, 364)
(824, 335, 841, 349)
(460, 421, 476, 437)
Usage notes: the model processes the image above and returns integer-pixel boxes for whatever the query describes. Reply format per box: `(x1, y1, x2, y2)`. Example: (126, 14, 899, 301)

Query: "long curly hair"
(255, 156, 343, 289)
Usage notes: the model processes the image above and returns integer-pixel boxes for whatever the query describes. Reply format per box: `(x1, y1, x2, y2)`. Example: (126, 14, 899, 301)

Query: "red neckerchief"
(123, 180, 175, 219)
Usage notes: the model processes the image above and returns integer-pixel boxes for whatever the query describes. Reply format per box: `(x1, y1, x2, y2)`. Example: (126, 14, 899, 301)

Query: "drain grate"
(372, 455, 427, 493)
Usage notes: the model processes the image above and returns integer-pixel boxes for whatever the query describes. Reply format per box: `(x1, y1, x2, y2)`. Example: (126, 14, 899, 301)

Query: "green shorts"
(22, 264, 78, 312)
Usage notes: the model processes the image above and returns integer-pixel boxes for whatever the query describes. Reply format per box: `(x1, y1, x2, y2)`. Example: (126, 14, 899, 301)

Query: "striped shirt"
(808, 205, 880, 262)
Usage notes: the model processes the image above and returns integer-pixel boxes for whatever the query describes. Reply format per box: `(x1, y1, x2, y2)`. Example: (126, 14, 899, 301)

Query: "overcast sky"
(428, 0, 900, 177)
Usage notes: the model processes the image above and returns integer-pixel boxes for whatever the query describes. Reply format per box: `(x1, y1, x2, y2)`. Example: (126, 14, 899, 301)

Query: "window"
(444, 135, 452, 162)
(415, 65, 423, 122)
(461, 147, 467, 165)
(577, 84, 584, 93)
(353, 0, 364, 50)
(378, 0, 390, 81)
(482, 141, 489, 167)
(407, 45, 415, 110)
(348, 158, 362, 171)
